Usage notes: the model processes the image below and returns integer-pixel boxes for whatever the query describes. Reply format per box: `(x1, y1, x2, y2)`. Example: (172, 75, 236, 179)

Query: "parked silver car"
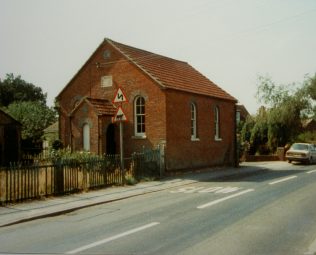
(286, 143, 316, 164)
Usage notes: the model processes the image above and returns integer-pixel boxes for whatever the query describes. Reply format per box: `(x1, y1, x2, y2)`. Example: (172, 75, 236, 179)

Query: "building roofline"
(57, 37, 237, 103)
(105, 38, 167, 90)
(0, 109, 22, 125)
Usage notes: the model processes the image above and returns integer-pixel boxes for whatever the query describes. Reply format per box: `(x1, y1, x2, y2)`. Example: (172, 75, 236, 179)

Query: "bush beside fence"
(0, 149, 161, 204)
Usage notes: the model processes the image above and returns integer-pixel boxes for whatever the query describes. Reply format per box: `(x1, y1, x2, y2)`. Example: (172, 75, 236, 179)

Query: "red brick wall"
(58, 41, 167, 155)
(165, 89, 236, 170)
(70, 102, 99, 153)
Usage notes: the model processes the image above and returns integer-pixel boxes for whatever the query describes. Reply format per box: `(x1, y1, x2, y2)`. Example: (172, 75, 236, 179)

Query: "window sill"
(215, 137, 222, 142)
(132, 135, 147, 140)
(191, 137, 200, 142)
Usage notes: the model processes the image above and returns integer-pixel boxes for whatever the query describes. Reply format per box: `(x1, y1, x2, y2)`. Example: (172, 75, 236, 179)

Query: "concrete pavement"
(0, 162, 272, 228)
(2, 161, 316, 254)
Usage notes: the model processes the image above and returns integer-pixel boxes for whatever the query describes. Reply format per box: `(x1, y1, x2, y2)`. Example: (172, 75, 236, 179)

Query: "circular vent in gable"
(103, 50, 111, 60)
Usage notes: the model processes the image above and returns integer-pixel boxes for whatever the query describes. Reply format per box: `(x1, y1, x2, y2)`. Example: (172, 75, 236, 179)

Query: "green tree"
(302, 74, 316, 119)
(0, 73, 47, 107)
(254, 75, 312, 152)
(6, 101, 56, 148)
(306, 74, 316, 100)
(240, 116, 255, 143)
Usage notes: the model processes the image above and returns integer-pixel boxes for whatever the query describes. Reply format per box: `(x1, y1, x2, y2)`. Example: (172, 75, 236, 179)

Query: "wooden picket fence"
(0, 150, 161, 204)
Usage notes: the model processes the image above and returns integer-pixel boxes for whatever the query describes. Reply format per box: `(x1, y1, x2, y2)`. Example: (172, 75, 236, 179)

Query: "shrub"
(125, 173, 137, 185)
(296, 132, 316, 143)
(50, 148, 103, 164)
(52, 139, 63, 150)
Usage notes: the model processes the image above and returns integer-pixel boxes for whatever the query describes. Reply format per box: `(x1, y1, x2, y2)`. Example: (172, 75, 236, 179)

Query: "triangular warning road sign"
(113, 106, 128, 122)
(113, 87, 128, 103)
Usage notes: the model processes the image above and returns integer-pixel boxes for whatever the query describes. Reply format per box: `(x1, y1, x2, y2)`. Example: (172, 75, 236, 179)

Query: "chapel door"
(106, 124, 116, 155)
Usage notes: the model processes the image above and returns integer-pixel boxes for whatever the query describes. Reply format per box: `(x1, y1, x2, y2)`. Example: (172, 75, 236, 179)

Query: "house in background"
(236, 104, 250, 124)
(56, 38, 237, 171)
(302, 119, 316, 133)
(0, 109, 21, 165)
(42, 121, 59, 156)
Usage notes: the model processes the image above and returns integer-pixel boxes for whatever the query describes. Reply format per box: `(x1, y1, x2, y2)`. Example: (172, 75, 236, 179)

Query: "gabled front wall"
(165, 89, 236, 170)
(58, 41, 167, 156)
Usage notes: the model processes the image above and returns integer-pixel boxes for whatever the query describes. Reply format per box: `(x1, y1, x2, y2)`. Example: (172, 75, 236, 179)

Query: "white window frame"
(215, 106, 222, 141)
(236, 111, 241, 124)
(134, 96, 146, 137)
(83, 123, 90, 151)
(191, 103, 198, 140)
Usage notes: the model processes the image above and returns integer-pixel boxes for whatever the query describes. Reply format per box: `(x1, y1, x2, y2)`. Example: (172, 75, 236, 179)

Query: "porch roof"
(69, 97, 116, 117)
(87, 98, 116, 116)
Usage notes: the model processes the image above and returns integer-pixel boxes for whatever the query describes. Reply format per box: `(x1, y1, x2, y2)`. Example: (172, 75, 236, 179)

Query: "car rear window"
(291, 144, 308, 150)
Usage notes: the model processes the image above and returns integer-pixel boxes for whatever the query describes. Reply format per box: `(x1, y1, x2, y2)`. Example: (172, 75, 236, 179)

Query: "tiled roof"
(70, 97, 116, 116)
(108, 39, 236, 102)
(87, 98, 116, 115)
(44, 121, 58, 133)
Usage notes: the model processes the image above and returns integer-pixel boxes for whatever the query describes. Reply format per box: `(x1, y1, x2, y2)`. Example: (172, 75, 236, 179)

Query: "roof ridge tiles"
(105, 38, 236, 102)
(106, 38, 188, 64)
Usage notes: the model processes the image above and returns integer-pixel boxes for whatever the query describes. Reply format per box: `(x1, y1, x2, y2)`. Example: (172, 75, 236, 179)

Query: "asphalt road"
(1, 162, 316, 255)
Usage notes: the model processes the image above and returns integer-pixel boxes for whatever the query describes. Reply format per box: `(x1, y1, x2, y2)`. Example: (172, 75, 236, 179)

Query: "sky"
(1, 0, 316, 113)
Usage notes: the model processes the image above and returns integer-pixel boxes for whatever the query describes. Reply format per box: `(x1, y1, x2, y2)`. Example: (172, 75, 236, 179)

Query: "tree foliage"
(305, 74, 316, 100)
(303, 74, 316, 118)
(0, 73, 47, 107)
(6, 101, 56, 144)
(0, 73, 56, 151)
(241, 74, 315, 155)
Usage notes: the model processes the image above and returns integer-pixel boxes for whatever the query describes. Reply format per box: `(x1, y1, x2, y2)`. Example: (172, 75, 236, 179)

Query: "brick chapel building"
(56, 38, 237, 171)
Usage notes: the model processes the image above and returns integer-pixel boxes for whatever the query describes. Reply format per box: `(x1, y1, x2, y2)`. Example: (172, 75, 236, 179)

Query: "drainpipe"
(98, 117, 101, 155)
(69, 115, 73, 152)
(234, 103, 238, 167)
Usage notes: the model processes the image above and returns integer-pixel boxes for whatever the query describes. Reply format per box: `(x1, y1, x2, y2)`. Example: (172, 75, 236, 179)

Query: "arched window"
(134, 96, 145, 136)
(214, 106, 221, 140)
(83, 123, 90, 151)
(191, 103, 197, 139)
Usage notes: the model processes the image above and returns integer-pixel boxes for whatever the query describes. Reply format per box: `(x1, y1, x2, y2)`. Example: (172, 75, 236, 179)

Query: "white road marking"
(197, 189, 254, 209)
(66, 222, 160, 254)
(307, 169, 316, 174)
(214, 187, 241, 194)
(269, 176, 297, 185)
(198, 187, 223, 193)
(183, 187, 206, 193)
(170, 186, 241, 194)
(170, 187, 195, 193)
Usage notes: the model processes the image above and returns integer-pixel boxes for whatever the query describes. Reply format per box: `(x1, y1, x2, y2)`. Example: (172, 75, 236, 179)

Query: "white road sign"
(113, 87, 128, 103)
(113, 106, 127, 122)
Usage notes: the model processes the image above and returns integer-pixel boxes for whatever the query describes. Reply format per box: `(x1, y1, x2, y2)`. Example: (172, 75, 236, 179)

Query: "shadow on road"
(209, 167, 307, 183)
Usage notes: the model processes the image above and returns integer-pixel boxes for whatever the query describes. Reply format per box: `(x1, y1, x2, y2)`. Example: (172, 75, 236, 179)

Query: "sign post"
(112, 87, 128, 173)
(119, 121, 124, 171)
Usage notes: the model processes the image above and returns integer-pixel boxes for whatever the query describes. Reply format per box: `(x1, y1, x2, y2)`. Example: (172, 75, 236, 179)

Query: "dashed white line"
(197, 189, 254, 209)
(307, 169, 316, 174)
(170, 186, 242, 194)
(66, 222, 160, 254)
(269, 176, 297, 185)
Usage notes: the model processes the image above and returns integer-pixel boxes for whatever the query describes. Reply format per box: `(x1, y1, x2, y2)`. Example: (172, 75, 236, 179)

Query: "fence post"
(0, 168, 5, 204)
(54, 159, 64, 194)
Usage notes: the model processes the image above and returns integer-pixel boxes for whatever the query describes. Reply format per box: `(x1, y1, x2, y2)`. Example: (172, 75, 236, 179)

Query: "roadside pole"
(119, 121, 124, 171)
(112, 87, 128, 174)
